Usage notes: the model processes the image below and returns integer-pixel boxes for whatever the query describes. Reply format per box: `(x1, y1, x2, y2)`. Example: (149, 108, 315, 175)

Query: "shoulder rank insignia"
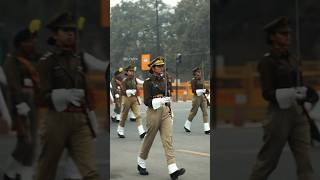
(40, 51, 53, 61)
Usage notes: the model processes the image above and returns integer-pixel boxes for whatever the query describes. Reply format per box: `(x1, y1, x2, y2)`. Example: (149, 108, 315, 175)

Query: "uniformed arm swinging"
(4, 57, 31, 115)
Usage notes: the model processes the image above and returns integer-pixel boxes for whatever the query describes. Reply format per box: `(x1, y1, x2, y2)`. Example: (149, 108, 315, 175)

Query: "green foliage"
(110, 0, 210, 81)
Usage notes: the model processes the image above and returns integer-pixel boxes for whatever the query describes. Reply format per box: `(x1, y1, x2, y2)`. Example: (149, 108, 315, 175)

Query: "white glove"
(69, 89, 85, 106)
(51, 89, 85, 112)
(152, 97, 171, 110)
(126, 89, 136, 97)
(202, 89, 207, 93)
(163, 97, 171, 103)
(16, 102, 31, 116)
(275, 88, 296, 109)
(304, 102, 313, 111)
(196, 89, 204, 96)
(132, 89, 136, 95)
(115, 94, 120, 98)
(295, 86, 307, 100)
(126, 90, 132, 97)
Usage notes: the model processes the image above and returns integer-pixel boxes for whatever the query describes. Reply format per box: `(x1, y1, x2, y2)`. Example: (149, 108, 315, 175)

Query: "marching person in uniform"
(35, 12, 99, 180)
(2, 24, 41, 180)
(111, 67, 124, 122)
(117, 64, 146, 138)
(128, 77, 144, 122)
(184, 67, 210, 134)
(136, 56, 185, 180)
(249, 17, 318, 180)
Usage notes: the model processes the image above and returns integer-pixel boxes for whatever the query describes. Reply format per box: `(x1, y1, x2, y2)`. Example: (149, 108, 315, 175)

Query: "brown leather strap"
(16, 56, 40, 89)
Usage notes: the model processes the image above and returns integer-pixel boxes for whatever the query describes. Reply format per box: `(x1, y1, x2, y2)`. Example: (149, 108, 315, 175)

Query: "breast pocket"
(52, 66, 65, 77)
(52, 66, 69, 87)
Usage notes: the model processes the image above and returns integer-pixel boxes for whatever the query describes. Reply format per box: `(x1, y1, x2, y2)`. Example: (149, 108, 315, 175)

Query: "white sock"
(4, 156, 22, 178)
(137, 156, 146, 169)
(168, 163, 179, 174)
(137, 125, 145, 135)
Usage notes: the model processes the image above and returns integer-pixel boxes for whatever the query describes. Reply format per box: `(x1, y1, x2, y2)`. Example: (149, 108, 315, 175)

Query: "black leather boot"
(170, 168, 186, 180)
(140, 132, 146, 139)
(137, 165, 149, 175)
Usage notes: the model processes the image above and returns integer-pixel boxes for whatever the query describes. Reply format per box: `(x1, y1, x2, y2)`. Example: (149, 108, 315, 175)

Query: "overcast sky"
(110, 0, 181, 8)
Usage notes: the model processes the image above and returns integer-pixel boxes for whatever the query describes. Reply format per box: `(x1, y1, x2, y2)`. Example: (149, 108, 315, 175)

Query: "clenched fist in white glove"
(295, 86, 307, 100)
(16, 102, 31, 116)
(152, 97, 171, 110)
(126, 89, 136, 97)
(51, 89, 85, 112)
(115, 94, 120, 98)
(275, 88, 296, 109)
(196, 89, 206, 96)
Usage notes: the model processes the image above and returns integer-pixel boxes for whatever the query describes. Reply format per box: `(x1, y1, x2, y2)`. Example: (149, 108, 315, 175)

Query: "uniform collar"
(151, 73, 164, 81)
(270, 48, 290, 59)
(52, 46, 76, 56)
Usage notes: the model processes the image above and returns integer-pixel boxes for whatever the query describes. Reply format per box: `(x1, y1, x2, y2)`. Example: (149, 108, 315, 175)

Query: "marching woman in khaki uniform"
(249, 17, 318, 180)
(128, 77, 144, 122)
(110, 67, 124, 122)
(3, 26, 40, 180)
(184, 67, 210, 134)
(117, 64, 146, 138)
(137, 57, 185, 180)
(35, 12, 99, 180)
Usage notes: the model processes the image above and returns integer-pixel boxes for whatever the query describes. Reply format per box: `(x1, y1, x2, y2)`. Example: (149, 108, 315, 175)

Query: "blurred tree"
(110, 0, 210, 81)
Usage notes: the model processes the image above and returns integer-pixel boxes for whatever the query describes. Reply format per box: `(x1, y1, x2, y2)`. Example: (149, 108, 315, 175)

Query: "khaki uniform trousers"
(250, 105, 313, 180)
(139, 105, 176, 165)
(119, 96, 141, 127)
(36, 111, 99, 180)
(187, 94, 208, 123)
(113, 96, 122, 114)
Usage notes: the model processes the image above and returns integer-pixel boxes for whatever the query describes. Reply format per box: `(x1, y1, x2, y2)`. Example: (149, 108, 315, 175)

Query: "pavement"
(213, 123, 320, 180)
(110, 102, 211, 180)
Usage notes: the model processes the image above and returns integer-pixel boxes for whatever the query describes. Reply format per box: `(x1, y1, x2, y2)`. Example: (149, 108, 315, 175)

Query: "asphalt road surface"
(110, 101, 211, 180)
(213, 123, 320, 180)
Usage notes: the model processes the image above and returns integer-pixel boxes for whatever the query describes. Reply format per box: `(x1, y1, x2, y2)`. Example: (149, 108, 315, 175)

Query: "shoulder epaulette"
(264, 52, 271, 57)
(40, 51, 53, 61)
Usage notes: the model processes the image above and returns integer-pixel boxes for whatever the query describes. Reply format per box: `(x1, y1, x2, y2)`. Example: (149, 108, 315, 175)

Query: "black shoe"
(118, 133, 125, 138)
(140, 132, 146, 139)
(184, 127, 191, 133)
(130, 118, 136, 122)
(205, 130, 210, 135)
(111, 116, 116, 122)
(170, 168, 185, 180)
(137, 165, 149, 175)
